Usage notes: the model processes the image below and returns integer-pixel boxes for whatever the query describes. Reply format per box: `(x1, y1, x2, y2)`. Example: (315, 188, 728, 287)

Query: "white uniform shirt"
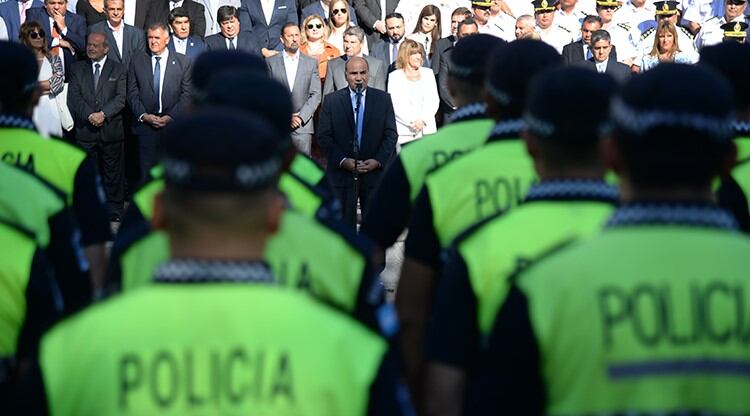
(603, 21, 640, 63)
(483, 13, 517, 42)
(555, 8, 586, 39)
(536, 24, 574, 53)
(684, 0, 723, 26)
(614, 1, 656, 33)
(694, 15, 745, 49)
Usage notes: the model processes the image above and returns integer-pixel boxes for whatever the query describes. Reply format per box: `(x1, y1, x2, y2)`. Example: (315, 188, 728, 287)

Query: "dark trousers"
(336, 179, 377, 229)
(78, 139, 125, 218)
(136, 132, 164, 186)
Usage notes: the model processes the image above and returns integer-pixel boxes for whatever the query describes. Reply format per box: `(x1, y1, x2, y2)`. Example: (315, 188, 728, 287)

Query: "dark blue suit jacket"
(0, 0, 43, 41)
(25, 6, 86, 77)
(300, 1, 356, 25)
(238, 0, 297, 51)
(318, 86, 397, 188)
(204, 31, 261, 55)
(168, 35, 206, 61)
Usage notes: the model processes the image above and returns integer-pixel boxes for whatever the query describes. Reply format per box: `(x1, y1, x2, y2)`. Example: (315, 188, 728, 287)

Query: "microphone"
(355, 84, 363, 94)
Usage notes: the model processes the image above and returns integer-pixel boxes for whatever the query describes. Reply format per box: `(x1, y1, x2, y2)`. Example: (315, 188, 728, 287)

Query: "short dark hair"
(169, 6, 190, 25)
(457, 17, 478, 32)
(590, 29, 611, 45)
(699, 42, 750, 112)
(384, 12, 404, 21)
(280, 21, 298, 35)
(452, 7, 473, 18)
(217, 5, 238, 23)
(582, 14, 602, 26)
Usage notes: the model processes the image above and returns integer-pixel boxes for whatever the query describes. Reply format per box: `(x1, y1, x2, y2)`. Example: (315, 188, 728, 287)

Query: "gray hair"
(343, 25, 365, 42)
(517, 14, 535, 26)
(590, 29, 611, 45)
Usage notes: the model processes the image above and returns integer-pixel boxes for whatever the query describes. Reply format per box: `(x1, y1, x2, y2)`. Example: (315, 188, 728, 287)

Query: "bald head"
(345, 56, 369, 91)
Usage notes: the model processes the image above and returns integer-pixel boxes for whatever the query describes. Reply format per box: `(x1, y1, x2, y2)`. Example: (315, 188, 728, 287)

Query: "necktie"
(94, 63, 101, 89)
(354, 91, 364, 147)
(391, 42, 398, 65)
(585, 45, 592, 60)
(229, 38, 236, 50)
(153, 56, 161, 113)
(50, 21, 60, 57)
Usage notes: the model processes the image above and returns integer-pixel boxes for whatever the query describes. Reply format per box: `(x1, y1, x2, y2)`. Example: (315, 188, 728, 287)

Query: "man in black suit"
(205, 5, 260, 54)
(26, 0, 85, 76)
(68, 33, 127, 219)
(319, 56, 397, 227)
(238, 0, 297, 57)
(352, 0, 398, 47)
(127, 22, 192, 184)
(167, 6, 206, 60)
(166, 0, 205, 38)
(583, 29, 630, 83)
(438, 18, 479, 113)
(561, 15, 603, 65)
(431, 7, 471, 75)
(88, 0, 145, 69)
(370, 12, 405, 74)
(125, 0, 165, 30)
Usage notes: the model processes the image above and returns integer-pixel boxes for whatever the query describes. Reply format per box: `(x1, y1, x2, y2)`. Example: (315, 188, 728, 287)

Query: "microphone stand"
(352, 84, 362, 222)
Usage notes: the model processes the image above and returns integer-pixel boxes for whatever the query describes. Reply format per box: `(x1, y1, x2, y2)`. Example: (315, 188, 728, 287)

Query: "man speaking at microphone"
(319, 56, 398, 228)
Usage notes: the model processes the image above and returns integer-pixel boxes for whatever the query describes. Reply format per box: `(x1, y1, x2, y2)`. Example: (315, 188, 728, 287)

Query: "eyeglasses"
(307, 23, 323, 29)
(332, 8, 347, 15)
(29, 31, 42, 39)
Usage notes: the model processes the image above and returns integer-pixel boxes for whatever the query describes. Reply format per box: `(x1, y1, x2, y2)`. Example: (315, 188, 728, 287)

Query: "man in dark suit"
(127, 0, 165, 30)
(166, 0, 205, 37)
(68, 33, 127, 219)
(267, 22, 321, 155)
(352, 0, 398, 47)
(583, 29, 630, 83)
(438, 18, 479, 113)
(562, 14, 603, 65)
(237, 0, 297, 57)
(205, 5, 260, 53)
(127, 22, 192, 184)
(370, 12, 404, 74)
(0, 0, 43, 42)
(319, 56, 397, 227)
(431, 7, 471, 75)
(167, 6, 206, 60)
(323, 26, 385, 96)
(300, 0, 356, 25)
(26, 0, 85, 76)
(88, 0, 146, 69)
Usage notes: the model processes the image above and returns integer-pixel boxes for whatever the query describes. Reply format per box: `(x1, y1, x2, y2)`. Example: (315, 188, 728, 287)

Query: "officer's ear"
(152, 191, 167, 230)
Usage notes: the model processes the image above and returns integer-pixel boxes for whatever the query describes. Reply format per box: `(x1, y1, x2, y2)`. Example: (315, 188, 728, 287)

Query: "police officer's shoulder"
(315, 214, 375, 260)
(678, 25, 695, 39)
(450, 209, 508, 250)
(506, 236, 579, 285)
(556, 24, 572, 33)
(617, 22, 632, 31)
(0, 216, 38, 241)
(640, 26, 655, 39)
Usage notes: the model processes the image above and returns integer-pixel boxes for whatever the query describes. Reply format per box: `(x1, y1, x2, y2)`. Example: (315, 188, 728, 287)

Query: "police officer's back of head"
(524, 67, 616, 178)
(609, 63, 735, 193)
(485, 39, 562, 121)
(0, 41, 41, 115)
(191, 50, 268, 104)
(446, 34, 504, 107)
(155, 109, 285, 255)
(699, 42, 750, 117)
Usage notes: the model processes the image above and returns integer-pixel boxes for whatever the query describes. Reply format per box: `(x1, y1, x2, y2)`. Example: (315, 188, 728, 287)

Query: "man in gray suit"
(266, 22, 321, 155)
(88, 0, 145, 69)
(353, 0, 398, 47)
(323, 26, 385, 96)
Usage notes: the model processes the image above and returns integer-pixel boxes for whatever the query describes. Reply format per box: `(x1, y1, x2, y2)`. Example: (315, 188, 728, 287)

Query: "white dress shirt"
(173, 35, 188, 54)
(19, 0, 32, 25)
(319, 0, 329, 19)
(92, 55, 108, 75)
(124, 0, 136, 26)
(151, 49, 169, 113)
(595, 59, 608, 73)
(0, 17, 7, 40)
(261, 0, 275, 25)
(224, 36, 238, 49)
(282, 50, 299, 91)
(108, 21, 125, 59)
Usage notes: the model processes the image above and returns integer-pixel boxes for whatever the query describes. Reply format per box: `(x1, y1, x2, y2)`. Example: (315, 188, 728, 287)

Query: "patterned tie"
(93, 63, 101, 89)
(354, 91, 364, 147)
(153, 56, 161, 113)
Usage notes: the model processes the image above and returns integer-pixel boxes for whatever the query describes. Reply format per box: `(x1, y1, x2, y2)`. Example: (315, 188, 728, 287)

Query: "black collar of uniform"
(0, 113, 35, 131)
(154, 258, 275, 284)
(524, 179, 618, 203)
(733, 120, 750, 137)
(487, 118, 525, 142)
(445, 102, 487, 124)
(605, 201, 739, 231)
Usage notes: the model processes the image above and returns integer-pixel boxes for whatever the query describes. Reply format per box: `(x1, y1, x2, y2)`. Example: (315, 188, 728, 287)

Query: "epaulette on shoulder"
(704, 15, 719, 23)
(640, 27, 654, 40)
(617, 22, 631, 31)
(557, 24, 571, 33)
(678, 26, 695, 39)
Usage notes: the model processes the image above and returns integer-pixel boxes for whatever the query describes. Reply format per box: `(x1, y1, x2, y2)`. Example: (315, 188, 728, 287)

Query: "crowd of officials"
(1, 0, 750, 414)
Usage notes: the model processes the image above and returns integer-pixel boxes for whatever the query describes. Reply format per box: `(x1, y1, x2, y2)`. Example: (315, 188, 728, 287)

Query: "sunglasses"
(307, 23, 323, 29)
(29, 31, 43, 39)
(332, 8, 347, 15)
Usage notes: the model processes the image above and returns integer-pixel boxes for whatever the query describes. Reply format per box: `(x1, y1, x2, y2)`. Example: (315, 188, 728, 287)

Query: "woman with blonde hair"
(635, 20, 693, 72)
(300, 14, 341, 82)
(406, 4, 441, 66)
(327, 0, 368, 55)
(387, 38, 439, 146)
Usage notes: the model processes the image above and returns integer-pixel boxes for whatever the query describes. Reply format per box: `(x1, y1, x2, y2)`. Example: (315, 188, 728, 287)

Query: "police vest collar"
(0, 114, 35, 131)
(154, 259, 276, 284)
(606, 202, 739, 230)
(524, 179, 618, 203)
(445, 102, 487, 124)
(487, 118, 525, 142)
(733, 120, 750, 136)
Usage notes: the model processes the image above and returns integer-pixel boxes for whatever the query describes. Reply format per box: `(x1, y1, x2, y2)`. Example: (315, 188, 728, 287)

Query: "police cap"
(162, 109, 283, 192)
(471, 1, 492, 10)
(192, 50, 268, 101)
(532, 0, 558, 12)
(0, 41, 39, 107)
(526, 67, 616, 145)
(611, 63, 734, 143)
(448, 34, 505, 83)
(699, 41, 750, 111)
(720, 21, 748, 38)
(596, 0, 620, 8)
(486, 39, 562, 115)
(653, 0, 679, 14)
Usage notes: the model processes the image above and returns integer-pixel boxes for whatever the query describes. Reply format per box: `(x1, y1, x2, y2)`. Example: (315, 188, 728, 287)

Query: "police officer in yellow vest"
(396, 39, 562, 404)
(424, 67, 619, 416)
(476, 64, 750, 415)
(0, 42, 91, 315)
(20, 109, 413, 416)
(700, 42, 750, 232)
(0, 43, 111, 291)
(361, 34, 502, 266)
